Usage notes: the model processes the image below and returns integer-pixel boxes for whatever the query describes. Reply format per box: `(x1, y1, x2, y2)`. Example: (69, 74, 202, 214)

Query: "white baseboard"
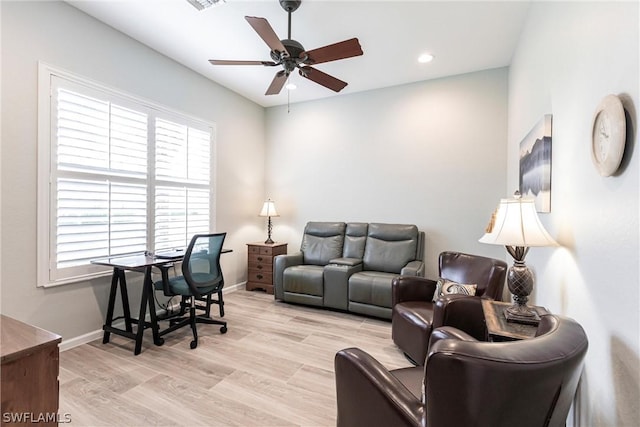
(59, 282, 246, 352)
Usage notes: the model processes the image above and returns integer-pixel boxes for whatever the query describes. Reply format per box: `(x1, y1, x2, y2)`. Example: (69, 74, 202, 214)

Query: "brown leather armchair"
(335, 313, 589, 427)
(392, 251, 507, 365)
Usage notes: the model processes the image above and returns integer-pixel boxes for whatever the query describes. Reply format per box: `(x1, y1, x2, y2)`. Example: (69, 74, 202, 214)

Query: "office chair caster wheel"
(220, 326, 227, 334)
(190, 340, 197, 349)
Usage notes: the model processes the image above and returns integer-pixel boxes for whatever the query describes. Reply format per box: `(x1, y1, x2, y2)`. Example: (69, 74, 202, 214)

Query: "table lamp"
(479, 191, 557, 325)
(259, 199, 279, 244)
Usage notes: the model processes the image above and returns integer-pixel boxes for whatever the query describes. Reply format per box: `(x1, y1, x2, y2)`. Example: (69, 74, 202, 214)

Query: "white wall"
(509, 2, 639, 425)
(0, 1, 265, 339)
(265, 68, 508, 277)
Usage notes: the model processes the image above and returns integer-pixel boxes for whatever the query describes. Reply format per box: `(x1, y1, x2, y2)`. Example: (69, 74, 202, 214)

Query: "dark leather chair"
(335, 311, 589, 427)
(154, 233, 228, 349)
(392, 251, 507, 364)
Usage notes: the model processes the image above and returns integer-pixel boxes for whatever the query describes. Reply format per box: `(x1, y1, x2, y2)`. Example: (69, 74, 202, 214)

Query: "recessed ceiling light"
(186, 0, 226, 11)
(418, 53, 434, 63)
(286, 82, 297, 90)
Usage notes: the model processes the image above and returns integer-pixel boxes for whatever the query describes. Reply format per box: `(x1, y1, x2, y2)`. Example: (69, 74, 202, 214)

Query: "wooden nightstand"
(246, 242, 287, 294)
(482, 299, 549, 342)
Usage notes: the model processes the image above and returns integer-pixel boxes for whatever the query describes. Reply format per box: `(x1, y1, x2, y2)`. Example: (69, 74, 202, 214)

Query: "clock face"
(591, 95, 626, 176)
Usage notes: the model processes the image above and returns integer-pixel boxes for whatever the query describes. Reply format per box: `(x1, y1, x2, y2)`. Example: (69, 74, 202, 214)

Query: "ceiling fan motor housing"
(270, 39, 308, 72)
(279, 0, 301, 13)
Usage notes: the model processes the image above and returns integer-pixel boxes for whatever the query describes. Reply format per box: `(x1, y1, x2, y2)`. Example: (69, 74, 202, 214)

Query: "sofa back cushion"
(343, 223, 368, 259)
(301, 222, 346, 266)
(363, 223, 419, 273)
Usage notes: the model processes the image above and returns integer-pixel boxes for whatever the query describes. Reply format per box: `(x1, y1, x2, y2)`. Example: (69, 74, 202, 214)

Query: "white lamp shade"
(259, 199, 279, 217)
(479, 196, 557, 247)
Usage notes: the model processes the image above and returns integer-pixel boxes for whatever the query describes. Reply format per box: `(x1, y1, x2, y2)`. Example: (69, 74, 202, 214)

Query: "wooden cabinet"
(1, 315, 62, 426)
(246, 242, 287, 294)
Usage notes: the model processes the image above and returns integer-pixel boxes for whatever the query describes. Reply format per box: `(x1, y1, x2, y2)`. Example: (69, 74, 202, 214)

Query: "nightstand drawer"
(248, 245, 281, 256)
(249, 254, 274, 266)
(248, 270, 272, 284)
(248, 258, 273, 273)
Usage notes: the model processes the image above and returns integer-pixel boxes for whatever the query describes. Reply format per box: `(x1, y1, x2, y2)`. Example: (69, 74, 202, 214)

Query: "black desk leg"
(103, 269, 119, 344)
(145, 270, 164, 346)
(134, 267, 151, 355)
(118, 269, 133, 333)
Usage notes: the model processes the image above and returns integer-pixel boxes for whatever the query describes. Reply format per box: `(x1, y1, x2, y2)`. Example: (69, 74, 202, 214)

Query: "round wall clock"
(591, 94, 626, 177)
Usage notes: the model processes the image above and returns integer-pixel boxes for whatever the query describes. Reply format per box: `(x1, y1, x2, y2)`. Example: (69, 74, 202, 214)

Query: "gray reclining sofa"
(273, 222, 425, 319)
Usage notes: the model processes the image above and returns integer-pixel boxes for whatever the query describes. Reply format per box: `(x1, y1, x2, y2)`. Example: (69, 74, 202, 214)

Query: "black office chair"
(155, 233, 228, 349)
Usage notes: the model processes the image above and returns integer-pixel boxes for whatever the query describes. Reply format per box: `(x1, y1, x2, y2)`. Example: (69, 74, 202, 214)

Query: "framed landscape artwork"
(519, 114, 552, 213)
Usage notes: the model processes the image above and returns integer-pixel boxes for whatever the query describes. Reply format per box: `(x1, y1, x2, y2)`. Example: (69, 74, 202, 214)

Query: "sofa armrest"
(392, 276, 438, 305)
(273, 252, 303, 300)
(329, 257, 363, 267)
(428, 325, 479, 352)
(324, 263, 363, 311)
(335, 348, 424, 427)
(431, 295, 487, 342)
(401, 260, 425, 277)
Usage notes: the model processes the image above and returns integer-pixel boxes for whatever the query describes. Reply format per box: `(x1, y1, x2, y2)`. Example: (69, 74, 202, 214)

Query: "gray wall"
(265, 67, 509, 277)
(508, 2, 639, 425)
(1, 1, 266, 340)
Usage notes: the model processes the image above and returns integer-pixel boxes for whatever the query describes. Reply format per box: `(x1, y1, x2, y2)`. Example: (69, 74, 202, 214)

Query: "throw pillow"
(433, 278, 477, 301)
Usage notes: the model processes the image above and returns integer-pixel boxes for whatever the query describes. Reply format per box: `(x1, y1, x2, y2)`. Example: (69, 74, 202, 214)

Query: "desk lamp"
(479, 191, 557, 325)
(259, 199, 279, 244)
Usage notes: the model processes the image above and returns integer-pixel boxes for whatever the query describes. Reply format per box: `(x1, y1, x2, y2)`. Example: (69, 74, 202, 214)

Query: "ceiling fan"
(208, 0, 363, 96)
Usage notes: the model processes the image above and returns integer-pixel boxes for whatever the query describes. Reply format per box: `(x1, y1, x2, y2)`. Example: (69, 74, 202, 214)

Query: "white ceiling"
(66, 0, 531, 107)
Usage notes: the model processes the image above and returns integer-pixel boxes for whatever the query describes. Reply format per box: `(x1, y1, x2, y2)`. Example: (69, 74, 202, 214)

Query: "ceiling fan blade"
(299, 66, 348, 92)
(303, 38, 363, 65)
(265, 70, 288, 95)
(209, 59, 278, 66)
(245, 16, 289, 57)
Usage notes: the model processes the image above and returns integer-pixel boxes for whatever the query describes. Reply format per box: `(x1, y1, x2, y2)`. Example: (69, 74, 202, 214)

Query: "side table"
(246, 242, 287, 294)
(482, 299, 549, 342)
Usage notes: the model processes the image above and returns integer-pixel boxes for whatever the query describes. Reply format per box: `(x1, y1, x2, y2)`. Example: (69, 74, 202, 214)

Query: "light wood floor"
(59, 290, 411, 426)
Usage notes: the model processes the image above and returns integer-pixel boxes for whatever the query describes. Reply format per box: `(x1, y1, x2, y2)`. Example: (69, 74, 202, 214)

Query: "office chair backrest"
(182, 233, 226, 295)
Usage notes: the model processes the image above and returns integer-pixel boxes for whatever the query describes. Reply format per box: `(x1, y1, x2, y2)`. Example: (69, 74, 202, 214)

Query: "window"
(37, 64, 216, 287)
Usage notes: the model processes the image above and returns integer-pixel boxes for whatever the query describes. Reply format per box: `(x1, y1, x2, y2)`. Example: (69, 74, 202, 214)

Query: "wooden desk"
(1, 315, 62, 426)
(92, 253, 182, 355)
(482, 300, 549, 342)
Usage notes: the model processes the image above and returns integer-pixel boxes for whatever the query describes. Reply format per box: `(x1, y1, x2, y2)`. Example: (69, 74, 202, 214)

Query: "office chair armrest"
(155, 264, 175, 297)
(335, 348, 424, 427)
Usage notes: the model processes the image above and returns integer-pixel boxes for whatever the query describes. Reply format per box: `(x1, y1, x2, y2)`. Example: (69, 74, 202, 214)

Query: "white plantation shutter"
(39, 69, 215, 286)
(154, 118, 211, 251)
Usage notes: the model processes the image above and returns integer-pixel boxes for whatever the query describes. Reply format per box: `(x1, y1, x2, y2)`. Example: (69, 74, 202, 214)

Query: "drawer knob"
(257, 256, 263, 261)
(257, 265, 263, 269)
(256, 274, 263, 280)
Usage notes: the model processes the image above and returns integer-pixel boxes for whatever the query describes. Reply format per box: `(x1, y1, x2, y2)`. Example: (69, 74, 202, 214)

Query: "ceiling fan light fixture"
(186, 0, 226, 11)
(285, 82, 297, 90)
(418, 53, 434, 63)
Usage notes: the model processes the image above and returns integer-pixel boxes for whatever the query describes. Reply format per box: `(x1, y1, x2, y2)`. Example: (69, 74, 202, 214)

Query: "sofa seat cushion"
(349, 271, 397, 308)
(283, 265, 324, 296)
(392, 301, 434, 365)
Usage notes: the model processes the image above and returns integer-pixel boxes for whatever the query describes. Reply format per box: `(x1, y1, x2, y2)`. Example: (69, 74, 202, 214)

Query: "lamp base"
(264, 237, 275, 244)
(503, 304, 541, 326)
